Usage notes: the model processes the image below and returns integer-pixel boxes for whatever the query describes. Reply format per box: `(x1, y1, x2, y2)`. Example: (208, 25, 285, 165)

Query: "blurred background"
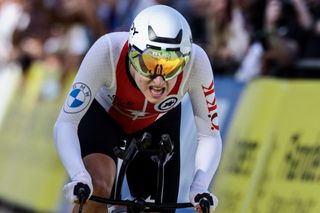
(0, 0, 319, 212)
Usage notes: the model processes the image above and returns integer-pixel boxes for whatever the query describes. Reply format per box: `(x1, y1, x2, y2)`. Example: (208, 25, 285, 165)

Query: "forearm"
(192, 133, 222, 191)
(54, 121, 88, 180)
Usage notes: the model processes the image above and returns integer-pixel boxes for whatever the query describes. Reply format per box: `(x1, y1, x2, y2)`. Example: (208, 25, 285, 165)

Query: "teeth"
(150, 86, 164, 96)
(151, 86, 162, 91)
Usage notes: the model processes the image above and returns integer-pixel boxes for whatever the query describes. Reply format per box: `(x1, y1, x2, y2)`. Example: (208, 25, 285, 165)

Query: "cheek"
(138, 78, 145, 85)
(167, 78, 177, 90)
(135, 75, 149, 89)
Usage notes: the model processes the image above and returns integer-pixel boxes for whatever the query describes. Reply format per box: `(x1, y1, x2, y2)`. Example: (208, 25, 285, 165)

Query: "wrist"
(72, 170, 91, 183)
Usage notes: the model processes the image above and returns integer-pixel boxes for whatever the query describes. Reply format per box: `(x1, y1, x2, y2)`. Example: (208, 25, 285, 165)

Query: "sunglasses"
(128, 45, 190, 81)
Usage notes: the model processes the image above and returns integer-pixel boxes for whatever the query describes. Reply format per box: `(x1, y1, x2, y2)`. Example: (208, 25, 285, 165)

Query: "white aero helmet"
(128, 5, 192, 80)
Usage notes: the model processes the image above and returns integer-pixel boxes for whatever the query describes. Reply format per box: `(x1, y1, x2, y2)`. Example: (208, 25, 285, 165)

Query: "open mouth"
(149, 86, 165, 98)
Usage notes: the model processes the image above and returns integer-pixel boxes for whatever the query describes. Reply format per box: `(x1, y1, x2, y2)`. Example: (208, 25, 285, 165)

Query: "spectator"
(206, 0, 251, 75)
(262, 0, 313, 76)
(106, 0, 158, 31)
(236, 0, 314, 81)
(290, 0, 320, 77)
(186, 0, 210, 48)
(300, 0, 320, 59)
(0, 0, 27, 66)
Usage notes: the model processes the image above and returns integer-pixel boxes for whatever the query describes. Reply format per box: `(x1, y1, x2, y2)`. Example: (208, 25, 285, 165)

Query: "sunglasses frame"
(128, 45, 190, 81)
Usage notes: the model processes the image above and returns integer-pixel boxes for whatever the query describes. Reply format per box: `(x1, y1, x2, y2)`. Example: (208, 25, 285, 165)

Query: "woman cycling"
(54, 5, 222, 213)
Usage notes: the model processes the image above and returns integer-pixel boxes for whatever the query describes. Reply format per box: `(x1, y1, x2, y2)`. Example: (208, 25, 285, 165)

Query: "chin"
(146, 97, 163, 104)
(146, 93, 168, 104)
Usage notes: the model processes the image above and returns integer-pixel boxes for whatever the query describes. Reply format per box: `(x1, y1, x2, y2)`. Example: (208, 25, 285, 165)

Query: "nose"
(152, 75, 165, 85)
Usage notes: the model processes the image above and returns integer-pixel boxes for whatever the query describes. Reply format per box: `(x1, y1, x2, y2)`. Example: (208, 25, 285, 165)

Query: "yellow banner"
(0, 63, 72, 212)
(212, 78, 320, 213)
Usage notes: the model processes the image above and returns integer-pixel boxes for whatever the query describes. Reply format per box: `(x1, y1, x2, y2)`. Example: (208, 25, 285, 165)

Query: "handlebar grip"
(73, 182, 91, 204)
(195, 193, 214, 213)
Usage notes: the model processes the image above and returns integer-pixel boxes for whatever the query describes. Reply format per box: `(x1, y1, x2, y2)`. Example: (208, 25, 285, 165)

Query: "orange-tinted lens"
(129, 47, 189, 80)
(142, 53, 185, 78)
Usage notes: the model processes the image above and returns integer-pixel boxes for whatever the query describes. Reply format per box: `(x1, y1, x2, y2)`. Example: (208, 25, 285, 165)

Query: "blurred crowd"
(0, 0, 320, 98)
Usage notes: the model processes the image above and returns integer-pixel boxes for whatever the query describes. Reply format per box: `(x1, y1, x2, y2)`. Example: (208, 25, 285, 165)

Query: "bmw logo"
(64, 82, 92, 113)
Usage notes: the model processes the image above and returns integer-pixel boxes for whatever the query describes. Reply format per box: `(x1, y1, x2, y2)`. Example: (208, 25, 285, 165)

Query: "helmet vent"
(148, 26, 182, 44)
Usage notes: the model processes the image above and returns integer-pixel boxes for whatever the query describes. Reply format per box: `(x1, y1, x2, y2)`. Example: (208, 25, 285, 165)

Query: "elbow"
(199, 132, 222, 147)
(198, 133, 223, 157)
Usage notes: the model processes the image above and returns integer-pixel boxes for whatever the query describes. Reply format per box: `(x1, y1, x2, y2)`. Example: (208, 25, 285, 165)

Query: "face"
(130, 64, 177, 104)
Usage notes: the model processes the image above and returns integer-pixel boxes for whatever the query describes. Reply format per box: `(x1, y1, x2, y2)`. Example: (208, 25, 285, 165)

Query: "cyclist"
(54, 5, 222, 213)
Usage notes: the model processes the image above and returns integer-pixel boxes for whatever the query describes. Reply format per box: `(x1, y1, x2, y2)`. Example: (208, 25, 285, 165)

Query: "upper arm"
(56, 35, 113, 126)
(188, 45, 220, 137)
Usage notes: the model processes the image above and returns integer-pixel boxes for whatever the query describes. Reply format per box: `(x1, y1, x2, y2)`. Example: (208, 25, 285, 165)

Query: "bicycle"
(74, 132, 212, 213)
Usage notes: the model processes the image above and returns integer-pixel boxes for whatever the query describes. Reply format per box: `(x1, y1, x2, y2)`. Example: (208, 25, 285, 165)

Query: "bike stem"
(154, 134, 174, 204)
(114, 132, 152, 200)
(113, 132, 174, 206)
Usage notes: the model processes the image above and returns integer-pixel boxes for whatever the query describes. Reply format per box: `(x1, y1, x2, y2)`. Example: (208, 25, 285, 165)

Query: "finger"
(194, 204, 202, 213)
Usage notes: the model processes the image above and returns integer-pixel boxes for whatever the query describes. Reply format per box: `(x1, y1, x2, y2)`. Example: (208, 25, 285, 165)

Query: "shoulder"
(191, 43, 210, 63)
(92, 31, 129, 51)
(186, 43, 213, 77)
(102, 31, 130, 43)
(83, 32, 129, 66)
(180, 43, 214, 92)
